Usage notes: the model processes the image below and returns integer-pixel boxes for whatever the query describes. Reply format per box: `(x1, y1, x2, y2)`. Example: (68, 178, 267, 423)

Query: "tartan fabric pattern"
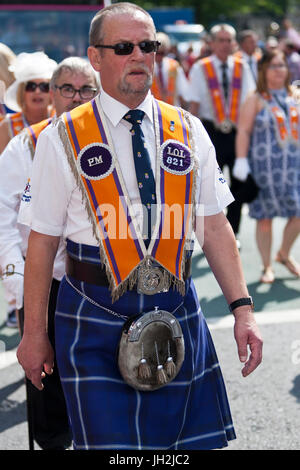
(55, 241, 236, 450)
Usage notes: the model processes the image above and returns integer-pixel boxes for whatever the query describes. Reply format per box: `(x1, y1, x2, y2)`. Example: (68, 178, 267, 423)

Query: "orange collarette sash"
(201, 56, 243, 128)
(262, 92, 299, 144)
(59, 98, 195, 301)
(25, 117, 52, 158)
(8, 112, 27, 137)
(0, 104, 5, 123)
(151, 58, 178, 105)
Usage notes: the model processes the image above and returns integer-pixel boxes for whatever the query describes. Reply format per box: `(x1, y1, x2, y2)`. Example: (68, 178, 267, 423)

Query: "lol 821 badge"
(77, 143, 114, 180)
(160, 139, 193, 175)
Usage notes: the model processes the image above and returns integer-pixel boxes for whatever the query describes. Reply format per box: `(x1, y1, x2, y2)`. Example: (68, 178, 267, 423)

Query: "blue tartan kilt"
(55, 241, 236, 450)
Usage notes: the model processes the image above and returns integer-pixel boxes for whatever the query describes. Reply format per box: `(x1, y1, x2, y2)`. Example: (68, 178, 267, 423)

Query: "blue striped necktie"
(123, 109, 157, 247)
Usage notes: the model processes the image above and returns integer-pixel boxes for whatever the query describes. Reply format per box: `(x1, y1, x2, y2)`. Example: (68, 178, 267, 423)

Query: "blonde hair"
(16, 82, 26, 111)
(0, 43, 16, 88)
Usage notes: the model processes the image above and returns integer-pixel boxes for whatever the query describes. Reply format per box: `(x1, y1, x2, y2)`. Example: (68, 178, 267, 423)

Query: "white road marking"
(207, 309, 300, 330)
(0, 310, 299, 370)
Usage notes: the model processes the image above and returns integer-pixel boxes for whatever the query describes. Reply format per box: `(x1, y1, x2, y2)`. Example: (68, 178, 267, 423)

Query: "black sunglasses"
(25, 81, 50, 93)
(94, 40, 161, 56)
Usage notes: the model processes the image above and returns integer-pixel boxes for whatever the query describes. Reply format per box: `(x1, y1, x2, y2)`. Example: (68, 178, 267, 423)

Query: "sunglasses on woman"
(25, 81, 50, 93)
(94, 40, 161, 56)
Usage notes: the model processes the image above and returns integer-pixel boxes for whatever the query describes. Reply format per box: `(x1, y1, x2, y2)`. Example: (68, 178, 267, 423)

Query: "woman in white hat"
(0, 51, 57, 153)
(0, 42, 16, 119)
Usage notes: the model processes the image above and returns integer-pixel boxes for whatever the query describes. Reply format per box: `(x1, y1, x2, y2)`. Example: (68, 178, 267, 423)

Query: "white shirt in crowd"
(0, 130, 66, 282)
(153, 56, 189, 105)
(188, 54, 256, 121)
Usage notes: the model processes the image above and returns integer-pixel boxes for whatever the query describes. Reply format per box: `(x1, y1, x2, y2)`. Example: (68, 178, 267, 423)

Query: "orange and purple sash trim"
(8, 112, 27, 137)
(262, 92, 299, 143)
(152, 99, 194, 280)
(25, 117, 52, 156)
(151, 59, 178, 105)
(202, 56, 243, 125)
(62, 98, 194, 297)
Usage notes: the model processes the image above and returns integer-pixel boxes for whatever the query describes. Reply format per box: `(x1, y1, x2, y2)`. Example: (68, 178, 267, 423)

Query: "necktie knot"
(123, 109, 145, 127)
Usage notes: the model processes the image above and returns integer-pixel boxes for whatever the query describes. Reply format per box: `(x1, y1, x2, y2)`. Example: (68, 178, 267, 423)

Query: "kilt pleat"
(55, 241, 236, 450)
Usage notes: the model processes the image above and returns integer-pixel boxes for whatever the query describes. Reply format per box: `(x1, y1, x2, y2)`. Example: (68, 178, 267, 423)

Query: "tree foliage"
(135, 0, 289, 27)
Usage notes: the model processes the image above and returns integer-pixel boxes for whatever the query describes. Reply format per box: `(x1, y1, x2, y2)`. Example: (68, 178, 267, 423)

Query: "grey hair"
(50, 56, 99, 90)
(210, 23, 236, 40)
(89, 2, 156, 47)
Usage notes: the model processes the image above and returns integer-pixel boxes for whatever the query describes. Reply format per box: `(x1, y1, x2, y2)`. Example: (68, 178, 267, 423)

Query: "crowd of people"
(0, 1, 298, 451)
(152, 20, 300, 283)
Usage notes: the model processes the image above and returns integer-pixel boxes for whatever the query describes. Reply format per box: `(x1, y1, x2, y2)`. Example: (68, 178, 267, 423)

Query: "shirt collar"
(212, 54, 232, 68)
(98, 88, 154, 127)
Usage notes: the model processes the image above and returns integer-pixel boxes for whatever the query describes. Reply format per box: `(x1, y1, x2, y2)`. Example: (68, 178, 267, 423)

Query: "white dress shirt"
(0, 129, 65, 281)
(239, 51, 258, 80)
(18, 90, 234, 246)
(188, 54, 256, 121)
(153, 56, 189, 104)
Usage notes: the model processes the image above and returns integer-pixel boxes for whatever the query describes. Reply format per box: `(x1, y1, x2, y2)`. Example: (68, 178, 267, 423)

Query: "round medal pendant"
(219, 119, 233, 134)
(137, 264, 165, 295)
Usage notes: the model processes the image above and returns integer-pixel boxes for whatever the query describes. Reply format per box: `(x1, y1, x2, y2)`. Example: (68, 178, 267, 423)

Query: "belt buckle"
(137, 259, 168, 295)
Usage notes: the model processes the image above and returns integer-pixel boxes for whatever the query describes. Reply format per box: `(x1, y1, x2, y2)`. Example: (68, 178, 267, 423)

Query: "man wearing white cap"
(0, 56, 99, 449)
(0, 51, 57, 153)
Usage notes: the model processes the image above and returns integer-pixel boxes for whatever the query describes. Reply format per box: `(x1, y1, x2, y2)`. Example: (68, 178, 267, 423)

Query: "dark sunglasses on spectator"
(25, 81, 50, 93)
(94, 40, 161, 56)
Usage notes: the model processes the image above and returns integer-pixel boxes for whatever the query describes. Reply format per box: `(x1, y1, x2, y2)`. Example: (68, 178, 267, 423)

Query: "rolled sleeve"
(28, 125, 72, 236)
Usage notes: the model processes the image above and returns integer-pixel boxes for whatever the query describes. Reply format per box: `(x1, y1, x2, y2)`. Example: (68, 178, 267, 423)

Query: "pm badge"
(77, 143, 114, 180)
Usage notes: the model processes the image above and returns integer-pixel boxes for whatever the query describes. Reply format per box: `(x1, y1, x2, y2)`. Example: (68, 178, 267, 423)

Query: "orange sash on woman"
(7, 112, 27, 137)
(262, 92, 299, 144)
(151, 58, 178, 105)
(59, 98, 195, 301)
(201, 56, 243, 129)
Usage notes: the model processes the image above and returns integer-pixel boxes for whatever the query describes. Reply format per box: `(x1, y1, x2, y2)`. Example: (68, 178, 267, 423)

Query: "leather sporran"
(118, 308, 185, 391)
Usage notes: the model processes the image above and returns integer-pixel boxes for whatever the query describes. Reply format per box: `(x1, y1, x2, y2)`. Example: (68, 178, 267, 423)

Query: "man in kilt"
(17, 2, 263, 450)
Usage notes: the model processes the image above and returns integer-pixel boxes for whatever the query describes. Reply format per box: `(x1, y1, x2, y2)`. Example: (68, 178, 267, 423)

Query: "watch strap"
(229, 296, 254, 312)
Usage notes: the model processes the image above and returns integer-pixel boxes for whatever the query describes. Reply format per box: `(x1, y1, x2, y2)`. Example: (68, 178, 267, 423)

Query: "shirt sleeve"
(176, 66, 189, 101)
(0, 133, 31, 268)
(26, 124, 73, 237)
(241, 61, 256, 103)
(190, 114, 234, 216)
(187, 61, 205, 104)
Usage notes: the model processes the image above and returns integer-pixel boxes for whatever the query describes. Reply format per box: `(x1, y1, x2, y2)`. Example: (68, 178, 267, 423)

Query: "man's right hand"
(17, 332, 54, 390)
(2, 261, 24, 310)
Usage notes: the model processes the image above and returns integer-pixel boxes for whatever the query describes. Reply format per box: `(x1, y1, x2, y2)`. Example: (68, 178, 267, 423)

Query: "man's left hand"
(233, 309, 263, 377)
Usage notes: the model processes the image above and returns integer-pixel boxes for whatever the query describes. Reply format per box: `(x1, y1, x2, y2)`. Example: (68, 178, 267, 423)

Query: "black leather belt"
(66, 254, 192, 288)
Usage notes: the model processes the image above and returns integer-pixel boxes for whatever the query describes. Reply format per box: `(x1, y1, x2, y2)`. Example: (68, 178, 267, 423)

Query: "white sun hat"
(4, 51, 57, 112)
